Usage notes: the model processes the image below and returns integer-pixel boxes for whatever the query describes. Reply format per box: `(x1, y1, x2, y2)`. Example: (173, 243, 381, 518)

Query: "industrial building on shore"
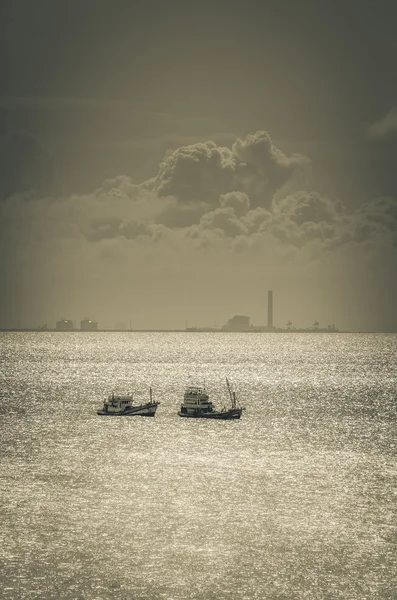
(222, 314, 251, 331)
(10, 290, 339, 333)
(221, 291, 275, 332)
(56, 318, 74, 331)
(190, 290, 276, 332)
(55, 317, 98, 331)
(80, 318, 98, 331)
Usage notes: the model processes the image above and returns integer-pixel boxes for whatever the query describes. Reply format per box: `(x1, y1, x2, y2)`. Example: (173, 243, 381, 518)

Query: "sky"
(1, 0, 397, 331)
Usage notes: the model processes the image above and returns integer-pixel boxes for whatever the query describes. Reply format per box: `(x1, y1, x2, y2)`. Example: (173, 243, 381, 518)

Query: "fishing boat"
(97, 387, 159, 417)
(178, 378, 244, 420)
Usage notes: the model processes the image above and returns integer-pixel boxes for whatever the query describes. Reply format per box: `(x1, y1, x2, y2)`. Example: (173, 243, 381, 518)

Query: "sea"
(0, 332, 396, 600)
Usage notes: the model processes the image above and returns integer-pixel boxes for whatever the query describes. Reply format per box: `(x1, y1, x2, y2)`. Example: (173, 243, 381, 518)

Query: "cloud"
(199, 207, 248, 238)
(354, 196, 397, 247)
(2, 132, 395, 254)
(84, 216, 158, 242)
(219, 191, 250, 216)
(232, 131, 311, 203)
(153, 131, 311, 209)
(259, 191, 344, 249)
(272, 191, 344, 226)
(366, 107, 397, 139)
(154, 141, 236, 203)
(181, 183, 397, 255)
(154, 198, 210, 228)
(1, 130, 397, 331)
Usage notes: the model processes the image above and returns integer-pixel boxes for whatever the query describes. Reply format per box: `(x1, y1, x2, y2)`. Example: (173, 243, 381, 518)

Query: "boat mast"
(226, 378, 236, 409)
(149, 387, 152, 403)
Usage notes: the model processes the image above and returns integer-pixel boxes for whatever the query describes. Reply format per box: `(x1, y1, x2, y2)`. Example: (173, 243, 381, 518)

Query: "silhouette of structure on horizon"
(185, 289, 340, 333)
(1, 290, 341, 332)
(80, 317, 98, 331)
(267, 290, 273, 330)
(56, 318, 73, 331)
(222, 315, 250, 331)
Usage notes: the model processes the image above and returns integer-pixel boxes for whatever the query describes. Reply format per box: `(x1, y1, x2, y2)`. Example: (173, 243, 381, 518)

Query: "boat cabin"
(180, 386, 215, 415)
(101, 394, 133, 414)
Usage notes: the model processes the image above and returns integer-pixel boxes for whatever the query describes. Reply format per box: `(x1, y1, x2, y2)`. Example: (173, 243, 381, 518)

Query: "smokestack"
(267, 290, 273, 330)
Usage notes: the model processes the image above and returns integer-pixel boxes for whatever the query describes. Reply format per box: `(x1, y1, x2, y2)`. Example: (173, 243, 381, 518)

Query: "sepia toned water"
(1, 332, 396, 600)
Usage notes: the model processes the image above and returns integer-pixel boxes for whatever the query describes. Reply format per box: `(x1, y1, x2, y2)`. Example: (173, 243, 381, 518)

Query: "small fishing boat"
(178, 378, 244, 420)
(97, 387, 159, 417)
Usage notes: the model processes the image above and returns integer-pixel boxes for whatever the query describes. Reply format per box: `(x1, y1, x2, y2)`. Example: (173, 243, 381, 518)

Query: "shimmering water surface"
(1, 332, 396, 599)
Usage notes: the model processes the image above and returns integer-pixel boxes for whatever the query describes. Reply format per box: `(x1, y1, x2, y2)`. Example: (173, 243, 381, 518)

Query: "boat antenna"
(149, 386, 152, 403)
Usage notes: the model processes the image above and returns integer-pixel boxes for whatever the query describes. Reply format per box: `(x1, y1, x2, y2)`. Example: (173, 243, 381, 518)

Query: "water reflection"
(0, 332, 396, 599)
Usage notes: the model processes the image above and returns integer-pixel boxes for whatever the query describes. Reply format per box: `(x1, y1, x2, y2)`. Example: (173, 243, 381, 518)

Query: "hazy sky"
(1, 0, 397, 331)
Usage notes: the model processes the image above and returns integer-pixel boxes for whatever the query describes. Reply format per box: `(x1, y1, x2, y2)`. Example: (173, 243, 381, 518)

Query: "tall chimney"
(267, 290, 273, 330)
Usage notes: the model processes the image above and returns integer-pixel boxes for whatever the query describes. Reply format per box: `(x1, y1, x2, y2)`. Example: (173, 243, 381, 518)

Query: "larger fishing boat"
(97, 387, 159, 417)
(178, 378, 244, 420)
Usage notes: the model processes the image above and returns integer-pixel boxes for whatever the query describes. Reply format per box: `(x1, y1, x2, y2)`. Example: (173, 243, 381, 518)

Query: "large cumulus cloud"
(1, 130, 397, 331)
(154, 141, 235, 204)
(2, 130, 396, 253)
(153, 131, 310, 211)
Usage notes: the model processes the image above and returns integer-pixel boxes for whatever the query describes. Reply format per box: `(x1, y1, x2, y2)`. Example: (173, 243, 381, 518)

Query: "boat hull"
(178, 408, 242, 420)
(97, 402, 159, 417)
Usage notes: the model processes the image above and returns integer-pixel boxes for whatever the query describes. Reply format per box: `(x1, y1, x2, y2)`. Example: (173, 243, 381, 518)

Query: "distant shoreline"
(0, 328, 355, 334)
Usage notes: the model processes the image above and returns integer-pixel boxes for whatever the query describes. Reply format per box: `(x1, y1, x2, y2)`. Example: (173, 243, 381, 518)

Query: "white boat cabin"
(180, 386, 215, 414)
(103, 394, 133, 414)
